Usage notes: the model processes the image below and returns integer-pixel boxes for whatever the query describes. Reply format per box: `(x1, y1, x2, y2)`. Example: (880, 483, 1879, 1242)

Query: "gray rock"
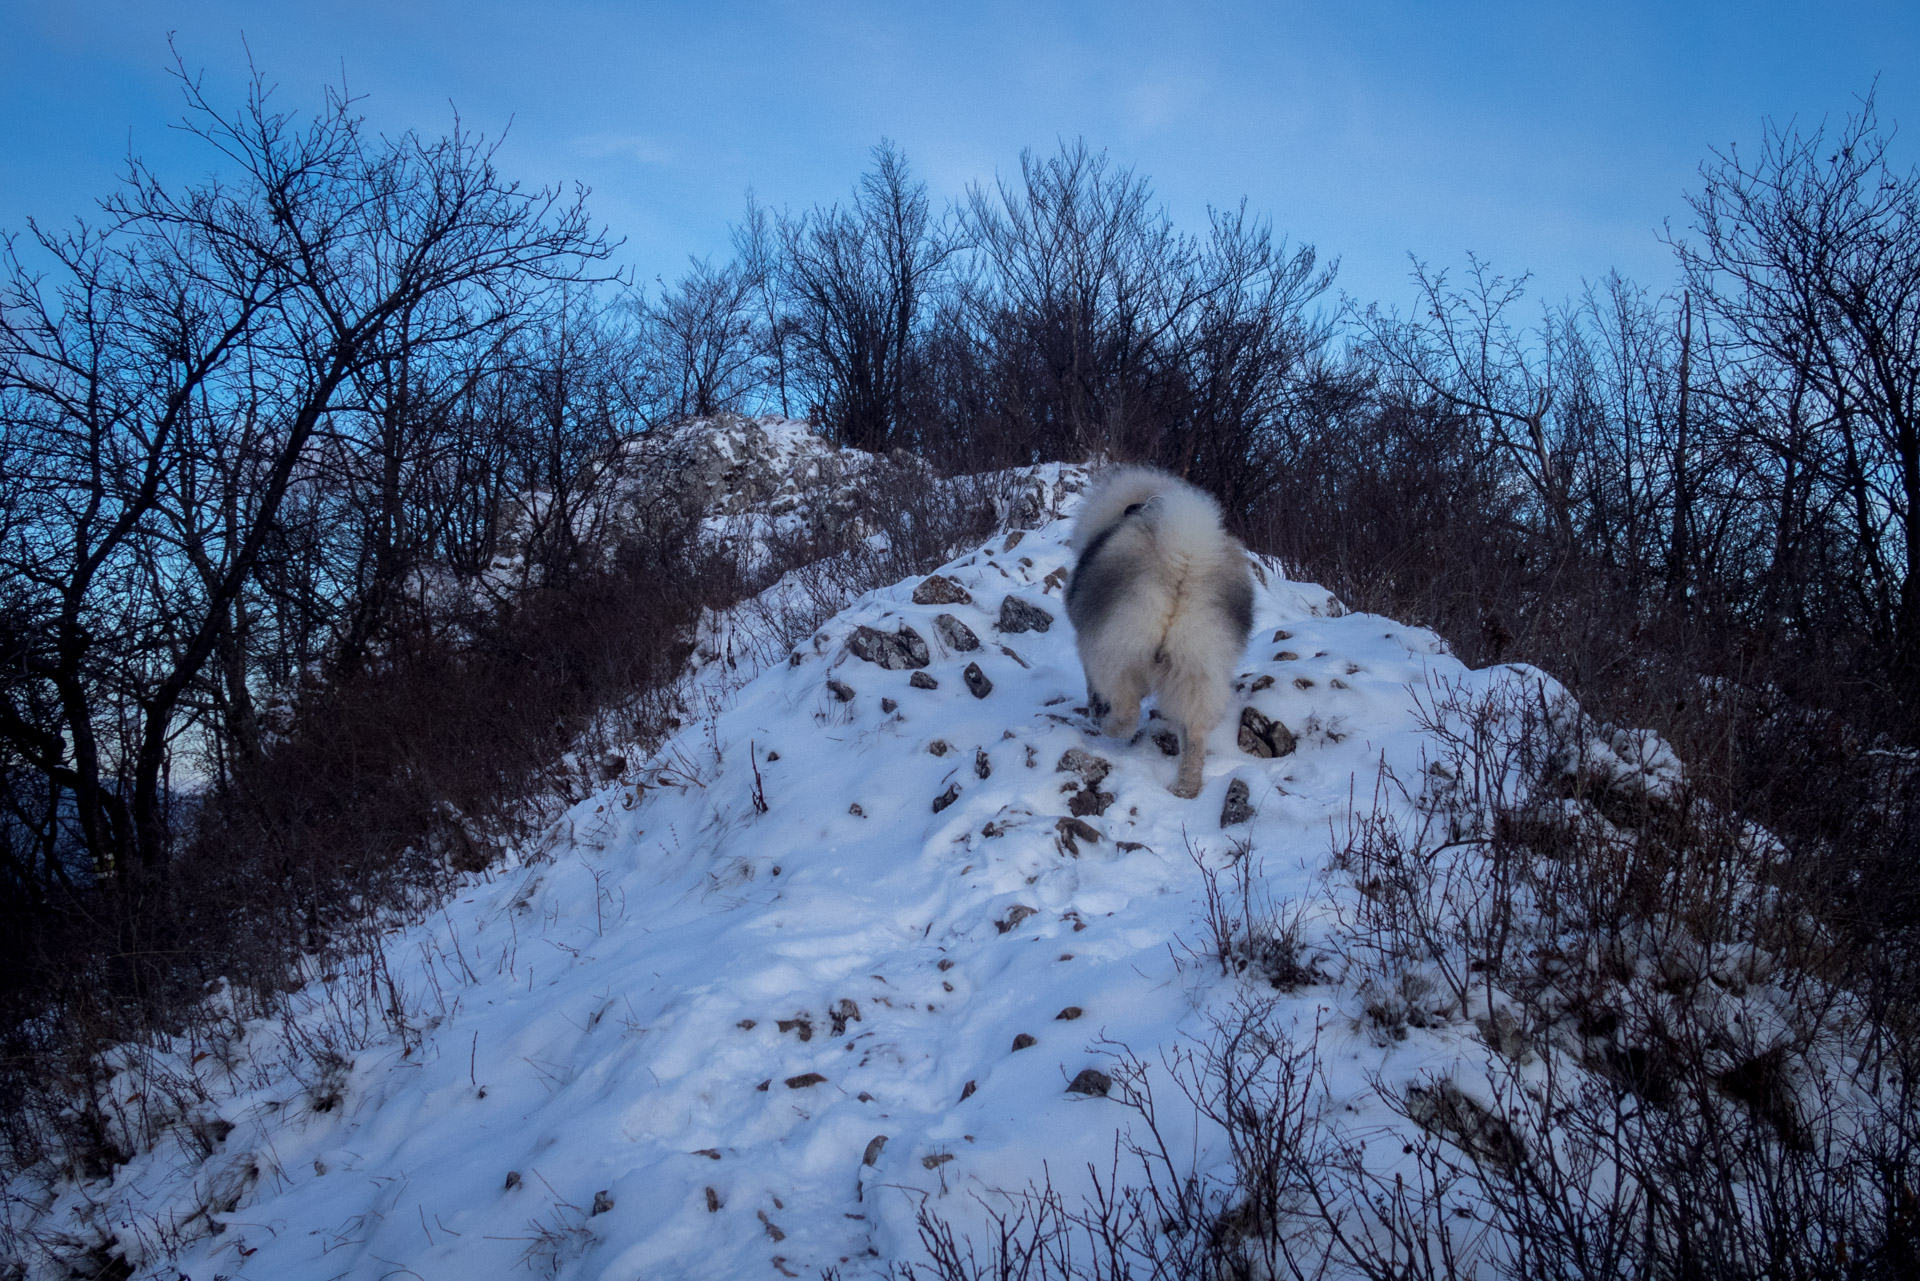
(910, 671, 939, 690)
(933, 613, 981, 652)
(827, 679, 855, 702)
(997, 596, 1054, 634)
(1068, 789, 1115, 818)
(932, 783, 961, 813)
(848, 623, 931, 670)
(1066, 1068, 1113, 1097)
(974, 749, 992, 779)
(963, 663, 993, 698)
(1055, 816, 1102, 854)
(1055, 748, 1112, 788)
(1221, 778, 1254, 827)
(913, 575, 973, 606)
(1238, 706, 1297, 758)
(997, 904, 1037, 933)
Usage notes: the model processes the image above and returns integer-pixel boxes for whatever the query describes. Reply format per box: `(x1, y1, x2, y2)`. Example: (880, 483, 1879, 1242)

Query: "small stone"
(997, 596, 1054, 633)
(1012, 1033, 1037, 1052)
(1055, 748, 1112, 788)
(1275, 650, 1299, 661)
(880, 697, 898, 713)
(737, 1019, 757, 1030)
(827, 678, 855, 702)
(958, 1081, 976, 1103)
(1273, 629, 1292, 641)
(998, 904, 1037, 933)
(1294, 677, 1314, 690)
(922, 1152, 956, 1169)
(963, 663, 993, 698)
(1055, 816, 1101, 854)
(1056, 1007, 1083, 1021)
(1003, 530, 1025, 550)
(505, 1170, 522, 1190)
(863, 1135, 889, 1166)
(974, 749, 992, 779)
(848, 802, 865, 817)
(928, 740, 950, 756)
(1238, 706, 1297, 758)
(938, 958, 954, 970)
(1115, 840, 1146, 852)
(1249, 674, 1275, 692)
(1067, 1069, 1113, 1097)
(777, 1017, 813, 1041)
(1221, 778, 1254, 827)
(910, 671, 939, 690)
(1067, 788, 1115, 817)
(933, 613, 980, 652)
(756, 1079, 770, 1091)
(848, 624, 931, 670)
(591, 1190, 614, 1216)
(759, 1209, 786, 1240)
(705, 1186, 722, 1212)
(932, 783, 961, 813)
(830, 999, 862, 1035)
(913, 575, 973, 606)
(1149, 728, 1180, 756)
(693, 1148, 722, 1159)
(786, 1072, 828, 1089)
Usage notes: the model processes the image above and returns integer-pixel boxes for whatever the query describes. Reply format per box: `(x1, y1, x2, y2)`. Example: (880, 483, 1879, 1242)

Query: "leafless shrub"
(1195, 839, 1323, 993)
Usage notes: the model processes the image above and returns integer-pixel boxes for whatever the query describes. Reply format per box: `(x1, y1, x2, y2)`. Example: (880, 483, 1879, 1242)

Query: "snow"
(13, 470, 1596, 1279)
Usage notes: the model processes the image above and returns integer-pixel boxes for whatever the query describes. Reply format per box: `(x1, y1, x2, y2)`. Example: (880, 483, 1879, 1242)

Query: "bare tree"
(640, 254, 763, 422)
(963, 140, 1206, 462)
(1678, 94, 1920, 694)
(780, 141, 957, 451)
(0, 59, 612, 880)
(1360, 255, 1577, 551)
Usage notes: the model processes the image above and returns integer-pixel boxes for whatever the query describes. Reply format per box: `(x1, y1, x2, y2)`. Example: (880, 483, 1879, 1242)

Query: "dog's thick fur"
(1065, 467, 1254, 798)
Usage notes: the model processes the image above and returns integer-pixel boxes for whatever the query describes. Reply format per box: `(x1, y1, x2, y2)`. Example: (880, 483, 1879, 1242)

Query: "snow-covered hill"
(10, 466, 1612, 1279)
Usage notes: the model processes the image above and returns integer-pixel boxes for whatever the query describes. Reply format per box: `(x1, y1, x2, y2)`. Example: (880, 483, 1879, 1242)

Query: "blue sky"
(3, 1, 1916, 312)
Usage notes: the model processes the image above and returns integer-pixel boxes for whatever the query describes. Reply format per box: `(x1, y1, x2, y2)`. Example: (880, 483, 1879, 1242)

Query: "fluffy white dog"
(1065, 467, 1254, 798)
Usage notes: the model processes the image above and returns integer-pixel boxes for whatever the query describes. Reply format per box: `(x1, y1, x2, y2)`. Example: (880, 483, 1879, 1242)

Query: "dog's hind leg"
(1171, 722, 1210, 798)
(1099, 667, 1147, 741)
(1164, 663, 1228, 799)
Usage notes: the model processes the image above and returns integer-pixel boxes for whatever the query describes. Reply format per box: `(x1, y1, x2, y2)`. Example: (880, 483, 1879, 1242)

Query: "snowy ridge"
(18, 483, 1577, 1280)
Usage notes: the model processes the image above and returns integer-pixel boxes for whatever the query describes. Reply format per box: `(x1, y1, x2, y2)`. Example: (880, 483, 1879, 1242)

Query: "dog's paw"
(1169, 777, 1202, 800)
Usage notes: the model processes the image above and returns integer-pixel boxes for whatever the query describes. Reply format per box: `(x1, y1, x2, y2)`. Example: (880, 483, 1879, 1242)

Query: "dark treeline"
(2, 60, 1917, 1196)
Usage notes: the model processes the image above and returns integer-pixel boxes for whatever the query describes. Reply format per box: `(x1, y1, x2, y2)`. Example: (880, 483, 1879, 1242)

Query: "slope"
(17, 468, 1598, 1280)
